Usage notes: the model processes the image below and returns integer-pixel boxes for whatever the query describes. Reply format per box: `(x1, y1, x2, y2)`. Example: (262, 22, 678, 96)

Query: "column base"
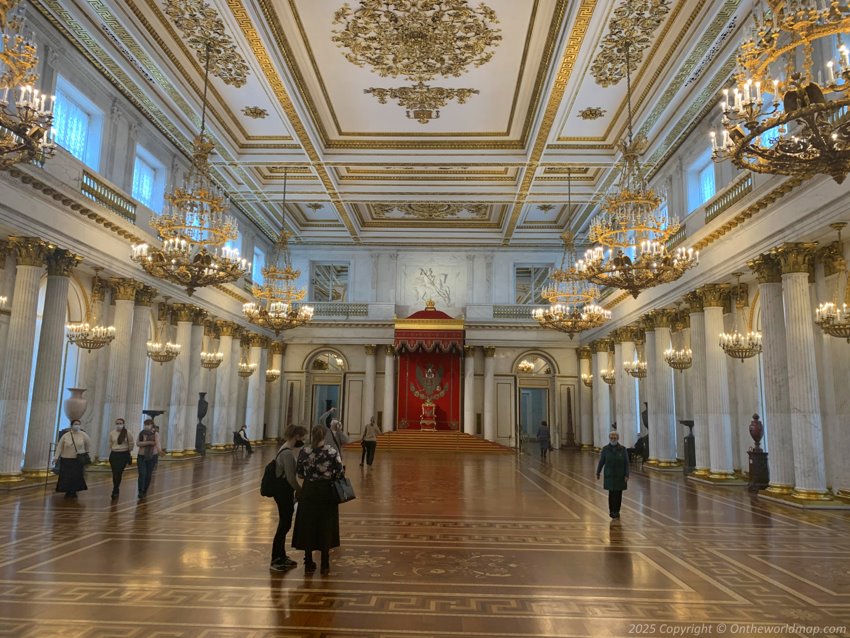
(645, 460, 682, 472)
(21, 469, 51, 479)
(580, 444, 594, 451)
(689, 472, 749, 486)
(765, 483, 794, 495)
(0, 473, 25, 483)
(792, 488, 833, 501)
(181, 449, 200, 457)
(691, 468, 710, 478)
(835, 488, 850, 500)
(592, 446, 601, 453)
(208, 444, 229, 453)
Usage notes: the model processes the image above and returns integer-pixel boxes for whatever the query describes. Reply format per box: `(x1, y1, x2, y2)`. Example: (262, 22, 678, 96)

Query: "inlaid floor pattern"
(0, 445, 847, 637)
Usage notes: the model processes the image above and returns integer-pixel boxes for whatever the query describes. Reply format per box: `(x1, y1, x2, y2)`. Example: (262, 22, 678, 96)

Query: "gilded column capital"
(463, 345, 475, 357)
(748, 253, 783, 284)
(135, 284, 157, 306)
(684, 290, 703, 313)
(818, 242, 846, 278)
(248, 333, 267, 348)
(365, 344, 376, 356)
(614, 325, 642, 343)
(270, 341, 286, 355)
(171, 303, 195, 322)
(671, 310, 690, 331)
(45, 248, 82, 277)
(204, 319, 217, 337)
(640, 314, 655, 332)
(385, 344, 396, 357)
(577, 346, 592, 360)
(192, 307, 207, 326)
(215, 320, 238, 337)
(647, 308, 675, 330)
(483, 346, 496, 358)
(9, 237, 49, 267)
(775, 242, 818, 274)
(698, 284, 730, 308)
(591, 337, 614, 353)
(111, 278, 140, 301)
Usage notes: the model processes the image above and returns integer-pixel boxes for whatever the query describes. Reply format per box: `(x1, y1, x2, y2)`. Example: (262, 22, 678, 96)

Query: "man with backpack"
(262, 424, 307, 571)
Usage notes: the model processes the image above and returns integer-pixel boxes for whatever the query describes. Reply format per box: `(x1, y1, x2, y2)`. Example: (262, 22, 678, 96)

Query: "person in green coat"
(596, 431, 629, 519)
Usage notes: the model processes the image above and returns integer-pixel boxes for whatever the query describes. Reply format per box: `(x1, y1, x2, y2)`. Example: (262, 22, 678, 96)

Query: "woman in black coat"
(292, 425, 344, 575)
(596, 430, 629, 519)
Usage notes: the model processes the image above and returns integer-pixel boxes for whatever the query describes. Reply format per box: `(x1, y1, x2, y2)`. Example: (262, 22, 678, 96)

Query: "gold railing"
(493, 305, 538, 319)
(80, 171, 136, 223)
(311, 302, 369, 318)
(704, 172, 753, 224)
(665, 225, 687, 250)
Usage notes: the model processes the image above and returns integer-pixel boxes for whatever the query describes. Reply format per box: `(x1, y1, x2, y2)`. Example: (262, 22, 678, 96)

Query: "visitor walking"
(292, 425, 344, 576)
(108, 418, 134, 499)
(536, 420, 551, 460)
(360, 417, 380, 467)
(270, 424, 307, 572)
(137, 419, 158, 500)
(596, 430, 629, 519)
(54, 419, 91, 499)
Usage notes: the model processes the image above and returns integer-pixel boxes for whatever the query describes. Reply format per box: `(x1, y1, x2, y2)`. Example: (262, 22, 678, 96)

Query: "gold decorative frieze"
(135, 285, 158, 306)
(241, 106, 268, 119)
(45, 249, 82, 277)
(111, 278, 140, 301)
(775, 242, 818, 275)
(8, 237, 48, 267)
(590, 0, 671, 87)
(332, 0, 501, 122)
(578, 106, 606, 120)
(747, 254, 783, 285)
(163, 0, 249, 86)
(372, 202, 488, 221)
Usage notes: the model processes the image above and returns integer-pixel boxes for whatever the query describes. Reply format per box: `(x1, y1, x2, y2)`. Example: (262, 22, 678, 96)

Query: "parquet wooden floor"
(0, 446, 847, 637)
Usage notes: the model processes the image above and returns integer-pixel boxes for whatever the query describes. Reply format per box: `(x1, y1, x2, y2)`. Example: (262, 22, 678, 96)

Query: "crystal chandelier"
(815, 222, 850, 341)
(624, 359, 647, 378)
(601, 368, 617, 385)
(517, 359, 535, 373)
(200, 332, 223, 369)
(237, 354, 257, 378)
(664, 347, 693, 371)
(0, 0, 55, 169)
(581, 373, 593, 388)
(243, 170, 314, 334)
(576, 38, 698, 298)
(265, 368, 281, 383)
(147, 299, 181, 364)
(711, 0, 850, 184)
(719, 273, 763, 361)
(66, 271, 115, 353)
(131, 40, 248, 295)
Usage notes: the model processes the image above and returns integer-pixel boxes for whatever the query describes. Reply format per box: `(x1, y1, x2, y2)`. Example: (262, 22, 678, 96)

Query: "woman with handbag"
(107, 418, 134, 499)
(292, 425, 344, 576)
(54, 419, 91, 499)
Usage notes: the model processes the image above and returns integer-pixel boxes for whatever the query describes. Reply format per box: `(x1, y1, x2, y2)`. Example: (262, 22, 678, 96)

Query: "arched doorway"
(514, 354, 555, 453)
(307, 349, 347, 426)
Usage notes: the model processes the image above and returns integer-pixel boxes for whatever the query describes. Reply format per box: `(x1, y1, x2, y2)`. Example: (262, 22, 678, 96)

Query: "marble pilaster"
(700, 284, 735, 478)
(613, 339, 625, 441)
(383, 345, 395, 432)
(181, 309, 206, 454)
(591, 339, 613, 449)
(482, 346, 496, 441)
(0, 238, 48, 480)
(463, 345, 476, 435)
(617, 326, 640, 448)
(577, 347, 593, 449)
(363, 344, 376, 424)
(686, 292, 710, 475)
(166, 304, 194, 456)
(230, 330, 244, 437)
(0, 241, 11, 367)
(125, 286, 156, 432)
(648, 310, 678, 466)
(266, 342, 284, 438)
(23, 248, 81, 474)
(245, 335, 267, 441)
(212, 321, 236, 448)
(776, 243, 830, 499)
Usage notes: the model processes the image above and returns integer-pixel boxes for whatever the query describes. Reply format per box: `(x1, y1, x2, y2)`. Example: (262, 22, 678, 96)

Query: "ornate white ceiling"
(32, 0, 747, 247)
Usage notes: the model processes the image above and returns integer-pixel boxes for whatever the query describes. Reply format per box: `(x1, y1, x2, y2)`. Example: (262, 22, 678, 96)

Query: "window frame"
(131, 146, 166, 213)
(53, 76, 103, 170)
(310, 262, 350, 303)
(513, 264, 552, 305)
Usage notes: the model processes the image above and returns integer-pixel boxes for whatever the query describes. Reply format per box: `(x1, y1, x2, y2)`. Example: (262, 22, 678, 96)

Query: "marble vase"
(62, 388, 87, 423)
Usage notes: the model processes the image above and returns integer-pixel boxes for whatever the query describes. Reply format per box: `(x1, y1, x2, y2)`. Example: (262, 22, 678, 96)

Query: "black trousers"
(271, 493, 295, 562)
(108, 451, 131, 494)
(608, 490, 623, 515)
(361, 441, 377, 465)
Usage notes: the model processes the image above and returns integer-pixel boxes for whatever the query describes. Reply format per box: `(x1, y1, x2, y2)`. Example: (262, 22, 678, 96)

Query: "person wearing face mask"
(54, 419, 91, 498)
(269, 424, 308, 572)
(107, 418, 135, 499)
(137, 419, 158, 500)
(595, 431, 629, 520)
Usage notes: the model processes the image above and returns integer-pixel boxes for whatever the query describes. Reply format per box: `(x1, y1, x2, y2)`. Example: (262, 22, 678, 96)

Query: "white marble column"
(211, 321, 236, 449)
(482, 346, 496, 441)
(648, 310, 678, 466)
(245, 334, 266, 442)
(686, 293, 710, 475)
(463, 345, 476, 435)
(23, 249, 80, 474)
(613, 338, 625, 438)
(577, 347, 593, 449)
(125, 286, 156, 432)
(383, 345, 395, 432)
(182, 309, 205, 455)
(0, 242, 12, 367)
(776, 243, 830, 499)
(700, 284, 735, 479)
(591, 339, 613, 449)
(363, 344, 376, 424)
(166, 304, 194, 456)
(0, 238, 48, 480)
(230, 330, 244, 438)
(266, 342, 284, 438)
(671, 317, 691, 460)
(733, 292, 760, 471)
(199, 320, 218, 442)
(617, 326, 640, 448)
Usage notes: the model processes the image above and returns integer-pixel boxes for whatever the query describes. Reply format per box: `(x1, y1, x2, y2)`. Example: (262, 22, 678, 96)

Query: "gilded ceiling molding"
(590, 0, 672, 87)
(225, 0, 360, 243)
(372, 203, 489, 221)
(163, 0, 250, 87)
(577, 107, 606, 120)
(242, 106, 269, 119)
(502, 0, 597, 245)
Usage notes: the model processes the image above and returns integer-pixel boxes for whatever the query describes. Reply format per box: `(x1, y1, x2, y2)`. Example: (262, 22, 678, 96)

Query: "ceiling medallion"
(241, 106, 268, 119)
(578, 107, 607, 120)
(332, 0, 501, 123)
(710, 0, 850, 184)
(306, 203, 323, 212)
(373, 202, 488, 220)
(590, 0, 671, 87)
(163, 0, 250, 87)
(537, 204, 556, 213)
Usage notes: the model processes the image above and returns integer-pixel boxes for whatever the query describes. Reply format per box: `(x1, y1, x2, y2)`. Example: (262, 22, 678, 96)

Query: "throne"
(420, 400, 436, 429)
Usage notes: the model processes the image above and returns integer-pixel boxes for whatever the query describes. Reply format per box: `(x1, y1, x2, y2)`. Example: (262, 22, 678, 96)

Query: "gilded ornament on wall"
(590, 0, 671, 87)
(241, 106, 268, 119)
(331, 0, 501, 123)
(373, 202, 488, 220)
(163, 0, 250, 87)
(578, 107, 606, 120)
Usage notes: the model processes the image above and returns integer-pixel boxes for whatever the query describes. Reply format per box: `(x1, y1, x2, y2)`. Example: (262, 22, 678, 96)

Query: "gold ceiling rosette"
(332, 0, 501, 123)
(711, 0, 850, 184)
